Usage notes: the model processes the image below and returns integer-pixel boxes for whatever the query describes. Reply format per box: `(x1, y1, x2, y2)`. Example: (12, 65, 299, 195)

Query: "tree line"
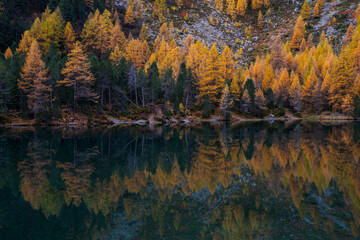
(0, 3, 360, 121)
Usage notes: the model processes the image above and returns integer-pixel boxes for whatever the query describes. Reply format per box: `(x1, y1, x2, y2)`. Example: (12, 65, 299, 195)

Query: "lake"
(0, 121, 359, 239)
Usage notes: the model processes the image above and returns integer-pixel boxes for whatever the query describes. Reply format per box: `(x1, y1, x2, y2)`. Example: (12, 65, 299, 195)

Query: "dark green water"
(0, 121, 360, 239)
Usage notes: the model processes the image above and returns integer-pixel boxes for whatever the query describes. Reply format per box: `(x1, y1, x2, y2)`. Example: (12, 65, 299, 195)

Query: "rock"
(268, 114, 275, 118)
(133, 120, 147, 125)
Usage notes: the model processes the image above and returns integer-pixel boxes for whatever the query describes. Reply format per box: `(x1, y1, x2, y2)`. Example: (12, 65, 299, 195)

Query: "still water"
(0, 121, 359, 239)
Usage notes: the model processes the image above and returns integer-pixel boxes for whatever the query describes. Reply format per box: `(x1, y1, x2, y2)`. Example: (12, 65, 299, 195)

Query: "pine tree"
(290, 16, 306, 50)
(354, 95, 360, 118)
(18, 40, 50, 118)
(300, 0, 310, 19)
(199, 43, 224, 103)
(220, 85, 233, 120)
(64, 22, 75, 54)
(59, 0, 74, 22)
(59, 42, 97, 113)
(202, 94, 211, 118)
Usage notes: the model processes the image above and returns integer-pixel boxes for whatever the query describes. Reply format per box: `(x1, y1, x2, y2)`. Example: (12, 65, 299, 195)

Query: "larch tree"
(300, 0, 310, 19)
(289, 71, 302, 112)
(18, 40, 50, 118)
(290, 16, 306, 50)
(126, 39, 148, 70)
(302, 68, 317, 109)
(64, 22, 76, 54)
(39, 12, 64, 54)
(236, 0, 247, 16)
(125, 0, 135, 25)
(329, 54, 356, 112)
(226, 0, 236, 19)
(199, 43, 224, 104)
(258, 10, 263, 26)
(262, 64, 274, 91)
(278, 68, 291, 102)
(4, 47, 13, 60)
(16, 31, 33, 54)
(110, 21, 126, 51)
(59, 42, 97, 113)
(255, 88, 266, 109)
(220, 85, 233, 120)
(220, 46, 235, 82)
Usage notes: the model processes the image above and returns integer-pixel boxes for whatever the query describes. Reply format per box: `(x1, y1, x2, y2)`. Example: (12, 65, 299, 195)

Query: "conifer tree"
(290, 16, 306, 50)
(39, 12, 64, 54)
(236, 0, 247, 16)
(220, 85, 233, 120)
(125, 0, 135, 25)
(202, 94, 211, 118)
(4, 47, 13, 60)
(199, 43, 224, 103)
(258, 10, 263, 26)
(226, 0, 236, 19)
(300, 0, 310, 19)
(17, 31, 33, 54)
(64, 22, 75, 54)
(18, 40, 50, 118)
(59, 42, 97, 113)
(255, 88, 266, 109)
(110, 21, 126, 51)
(289, 71, 302, 112)
(330, 54, 356, 112)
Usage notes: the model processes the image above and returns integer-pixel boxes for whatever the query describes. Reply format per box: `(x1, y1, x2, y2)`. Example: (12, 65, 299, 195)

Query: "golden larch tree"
(4, 47, 13, 60)
(300, 0, 310, 19)
(64, 22, 76, 54)
(125, 0, 136, 25)
(236, 0, 247, 16)
(199, 43, 224, 103)
(18, 40, 50, 118)
(110, 21, 127, 51)
(59, 42, 97, 113)
(17, 31, 33, 54)
(290, 16, 306, 50)
(329, 54, 356, 112)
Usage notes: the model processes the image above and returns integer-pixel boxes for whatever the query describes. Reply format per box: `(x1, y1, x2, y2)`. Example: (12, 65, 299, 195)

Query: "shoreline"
(0, 115, 358, 127)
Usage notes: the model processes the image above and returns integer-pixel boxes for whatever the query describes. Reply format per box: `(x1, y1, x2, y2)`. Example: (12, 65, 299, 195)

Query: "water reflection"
(0, 121, 359, 239)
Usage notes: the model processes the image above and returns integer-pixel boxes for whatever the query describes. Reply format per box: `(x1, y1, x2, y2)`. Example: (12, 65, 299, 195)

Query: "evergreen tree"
(354, 95, 360, 118)
(59, 0, 74, 23)
(148, 61, 160, 105)
(202, 94, 211, 118)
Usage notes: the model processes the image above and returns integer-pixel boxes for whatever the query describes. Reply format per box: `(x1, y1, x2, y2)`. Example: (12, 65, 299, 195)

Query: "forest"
(0, 0, 360, 124)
